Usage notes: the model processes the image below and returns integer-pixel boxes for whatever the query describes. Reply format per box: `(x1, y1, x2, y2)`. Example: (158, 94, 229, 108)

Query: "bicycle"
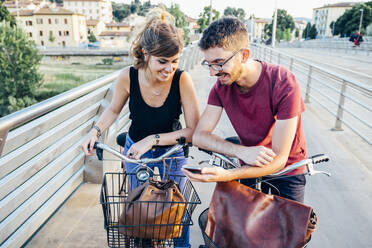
(94, 138, 201, 248)
(194, 139, 330, 248)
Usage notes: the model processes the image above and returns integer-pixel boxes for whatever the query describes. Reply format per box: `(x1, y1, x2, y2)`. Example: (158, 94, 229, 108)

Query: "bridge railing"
(251, 43, 372, 146)
(277, 39, 372, 56)
(0, 43, 203, 248)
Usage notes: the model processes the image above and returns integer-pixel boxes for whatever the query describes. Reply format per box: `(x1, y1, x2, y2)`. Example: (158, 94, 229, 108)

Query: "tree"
(88, 32, 97, 42)
(333, 2, 372, 36)
(0, 23, 43, 116)
(302, 22, 311, 39)
(112, 2, 131, 22)
(223, 7, 246, 21)
(309, 24, 318, 39)
(295, 29, 299, 38)
(167, 4, 190, 45)
(264, 9, 295, 42)
(197, 6, 220, 32)
(0, 2, 17, 27)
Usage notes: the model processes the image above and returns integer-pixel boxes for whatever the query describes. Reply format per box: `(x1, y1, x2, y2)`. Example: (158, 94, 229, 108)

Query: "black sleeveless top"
(128, 66, 183, 143)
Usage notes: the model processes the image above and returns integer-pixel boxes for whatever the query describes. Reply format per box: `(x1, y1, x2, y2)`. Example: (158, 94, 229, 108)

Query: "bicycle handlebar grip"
(311, 154, 329, 164)
(93, 142, 103, 161)
(177, 137, 186, 145)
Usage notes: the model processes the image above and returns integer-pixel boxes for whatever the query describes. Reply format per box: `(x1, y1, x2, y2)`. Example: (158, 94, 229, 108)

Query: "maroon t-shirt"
(208, 61, 307, 175)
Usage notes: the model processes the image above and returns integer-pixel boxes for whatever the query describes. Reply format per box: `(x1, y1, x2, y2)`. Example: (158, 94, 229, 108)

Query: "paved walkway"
(26, 59, 372, 247)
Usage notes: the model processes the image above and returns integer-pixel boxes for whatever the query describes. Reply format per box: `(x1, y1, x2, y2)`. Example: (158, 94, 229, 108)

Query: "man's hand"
(235, 146, 276, 167)
(182, 166, 233, 182)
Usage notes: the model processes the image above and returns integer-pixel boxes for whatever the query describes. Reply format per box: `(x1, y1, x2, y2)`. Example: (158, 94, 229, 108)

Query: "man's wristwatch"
(92, 125, 102, 138)
(154, 134, 160, 145)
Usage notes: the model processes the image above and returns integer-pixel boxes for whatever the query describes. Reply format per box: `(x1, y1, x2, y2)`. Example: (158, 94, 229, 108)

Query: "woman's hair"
(131, 9, 184, 69)
(199, 17, 249, 51)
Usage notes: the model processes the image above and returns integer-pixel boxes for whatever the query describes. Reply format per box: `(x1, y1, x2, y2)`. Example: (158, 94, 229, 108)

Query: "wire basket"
(100, 172, 201, 247)
(198, 208, 219, 248)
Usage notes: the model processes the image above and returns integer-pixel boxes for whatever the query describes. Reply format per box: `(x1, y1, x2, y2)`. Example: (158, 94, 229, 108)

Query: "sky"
(115, 0, 366, 19)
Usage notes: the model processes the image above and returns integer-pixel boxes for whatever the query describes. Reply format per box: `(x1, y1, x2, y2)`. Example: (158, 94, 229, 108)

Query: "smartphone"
(182, 165, 203, 174)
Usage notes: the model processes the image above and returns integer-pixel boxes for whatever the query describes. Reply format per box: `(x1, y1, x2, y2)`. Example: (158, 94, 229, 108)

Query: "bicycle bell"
(136, 166, 151, 182)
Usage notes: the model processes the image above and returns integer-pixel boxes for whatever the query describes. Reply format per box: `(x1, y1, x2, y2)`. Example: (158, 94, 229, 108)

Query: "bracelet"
(92, 125, 102, 138)
(154, 134, 160, 145)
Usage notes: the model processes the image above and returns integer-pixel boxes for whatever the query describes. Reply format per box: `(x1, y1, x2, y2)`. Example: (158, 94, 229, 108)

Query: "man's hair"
(199, 17, 249, 51)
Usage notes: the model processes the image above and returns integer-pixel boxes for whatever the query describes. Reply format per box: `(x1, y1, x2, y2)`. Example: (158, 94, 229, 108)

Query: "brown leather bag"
(205, 181, 317, 248)
(118, 179, 186, 239)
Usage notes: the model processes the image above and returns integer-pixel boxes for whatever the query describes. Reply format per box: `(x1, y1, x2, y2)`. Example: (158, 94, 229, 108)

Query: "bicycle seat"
(116, 132, 127, 147)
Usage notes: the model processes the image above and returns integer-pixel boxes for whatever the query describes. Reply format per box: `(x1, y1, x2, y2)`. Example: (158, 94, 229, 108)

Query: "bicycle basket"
(198, 208, 219, 248)
(100, 172, 201, 247)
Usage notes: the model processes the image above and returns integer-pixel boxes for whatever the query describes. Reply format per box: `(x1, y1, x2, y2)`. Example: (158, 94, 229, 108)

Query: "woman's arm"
(81, 67, 130, 155)
(127, 71, 200, 159)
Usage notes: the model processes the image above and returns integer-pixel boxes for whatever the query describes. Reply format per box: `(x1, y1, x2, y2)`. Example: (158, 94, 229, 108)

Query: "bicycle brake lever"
(310, 170, 331, 177)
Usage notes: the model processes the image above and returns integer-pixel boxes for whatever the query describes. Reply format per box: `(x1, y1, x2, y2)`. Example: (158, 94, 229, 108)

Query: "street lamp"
(272, 0, 278, 47)
(359, 9, 364, 33)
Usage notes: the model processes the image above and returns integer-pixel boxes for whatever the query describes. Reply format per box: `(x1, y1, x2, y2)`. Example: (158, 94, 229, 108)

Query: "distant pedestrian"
(349, 32, 363, 47)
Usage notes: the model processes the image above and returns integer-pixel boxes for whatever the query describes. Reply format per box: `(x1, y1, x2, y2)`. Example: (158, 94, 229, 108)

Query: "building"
(98, 31, 130, 48)
(12, 6, 87, 47)
(186, 16, 200, 42)
(293, 19, 308, 40)
(63, 0, 113, 23)
(87, 19, 105, 36)
(312, 2, 356, 38)
(105, 22, 131, 32)
(3, 0, 47, 12)
(246, 18, 270, 41)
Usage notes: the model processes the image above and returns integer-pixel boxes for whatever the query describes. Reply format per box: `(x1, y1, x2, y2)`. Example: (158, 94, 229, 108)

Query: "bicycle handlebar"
(198, 148, 331, 177)
(93, 137, 189, 165)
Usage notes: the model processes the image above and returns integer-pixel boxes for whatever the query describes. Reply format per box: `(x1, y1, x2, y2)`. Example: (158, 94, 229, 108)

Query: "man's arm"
(192, 104, 237, 156)
(184, 116, 298, 182)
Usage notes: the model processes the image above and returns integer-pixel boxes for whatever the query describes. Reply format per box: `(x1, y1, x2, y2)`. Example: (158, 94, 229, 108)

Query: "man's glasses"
(201, 50, 241, 71)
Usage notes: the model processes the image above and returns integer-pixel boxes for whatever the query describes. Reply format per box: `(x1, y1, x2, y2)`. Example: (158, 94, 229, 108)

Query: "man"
(182, 17, 307, 202)
(350, 32, 363, 47)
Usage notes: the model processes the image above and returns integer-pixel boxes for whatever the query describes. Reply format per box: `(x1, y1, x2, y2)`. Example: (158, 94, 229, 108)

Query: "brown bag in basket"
(205, 181, 317, 248)
(118, 179, 186, 239)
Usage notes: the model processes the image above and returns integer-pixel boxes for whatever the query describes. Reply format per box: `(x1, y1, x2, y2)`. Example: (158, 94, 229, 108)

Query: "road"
(276, 48, 372, 87)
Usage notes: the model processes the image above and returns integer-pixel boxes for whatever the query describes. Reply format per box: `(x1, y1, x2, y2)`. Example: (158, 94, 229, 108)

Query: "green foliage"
(309, 24, 318, 39)
(264, 9, 295, 41)
(333, 2, 372, 36)
(112, 2, 131, 22)
(49, 32, 55, 43)
(167, 4, 190, 45)
(302, 22, 311, 39)
(223, 7, 246, 21)
(0, 2, 17, 27)
(0, 22, 43, 117)
(112, 1, 154, 21)
(102, 58, 113, 65)
(197, 6, 220, 33)
(88, 32, 97, 42)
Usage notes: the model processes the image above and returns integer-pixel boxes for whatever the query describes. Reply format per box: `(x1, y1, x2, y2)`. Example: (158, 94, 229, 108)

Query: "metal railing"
(251, 43, 372, 145)
(278, 39, 372, 56)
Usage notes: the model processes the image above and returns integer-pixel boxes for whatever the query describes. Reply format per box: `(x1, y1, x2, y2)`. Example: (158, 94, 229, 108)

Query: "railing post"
(305, 66, 313, 103)
(270, 49, 272, 63)
(278, 53, 281, 65)
(332, 80, 347, 131)
(289, 58, 294, 71)
(264, 47, 267, 61)
(0, 129, 9, 156)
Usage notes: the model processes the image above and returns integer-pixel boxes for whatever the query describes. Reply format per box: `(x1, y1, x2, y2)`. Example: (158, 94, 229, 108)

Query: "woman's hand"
(81, 131, 99, 156)
(126, 135, 155, 159)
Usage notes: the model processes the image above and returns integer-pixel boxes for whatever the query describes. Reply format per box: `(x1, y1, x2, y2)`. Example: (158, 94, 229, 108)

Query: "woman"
(82, 11, 199, 248)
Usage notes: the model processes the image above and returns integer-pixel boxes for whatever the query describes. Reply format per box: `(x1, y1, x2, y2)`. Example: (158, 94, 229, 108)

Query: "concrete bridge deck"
(25, 52, 372, 248)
